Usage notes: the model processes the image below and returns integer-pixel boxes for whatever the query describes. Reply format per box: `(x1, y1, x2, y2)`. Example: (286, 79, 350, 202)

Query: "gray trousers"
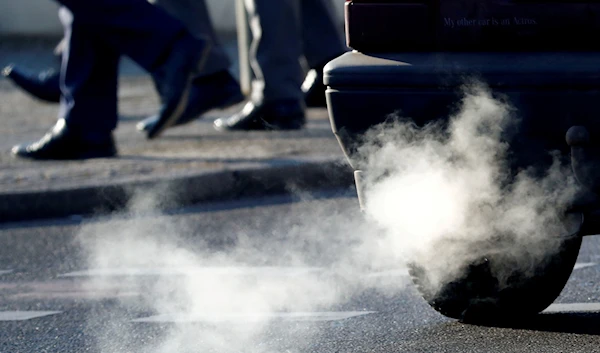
(245, 0, 346, 103)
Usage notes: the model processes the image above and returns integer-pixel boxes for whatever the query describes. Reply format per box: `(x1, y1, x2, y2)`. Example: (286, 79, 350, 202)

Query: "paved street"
(1, 192, 600, 353)
(2, 35, 600, 353)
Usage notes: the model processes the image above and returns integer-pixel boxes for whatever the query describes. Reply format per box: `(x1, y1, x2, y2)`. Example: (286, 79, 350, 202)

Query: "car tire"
(408, 215, 583, 324)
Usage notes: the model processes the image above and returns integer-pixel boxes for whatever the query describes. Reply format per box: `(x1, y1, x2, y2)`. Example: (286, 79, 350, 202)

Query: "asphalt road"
(1, 191, 600, 353)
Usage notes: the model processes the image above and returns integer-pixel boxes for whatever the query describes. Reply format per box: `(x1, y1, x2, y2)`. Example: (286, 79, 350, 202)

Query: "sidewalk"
(0, 74, 354, 222)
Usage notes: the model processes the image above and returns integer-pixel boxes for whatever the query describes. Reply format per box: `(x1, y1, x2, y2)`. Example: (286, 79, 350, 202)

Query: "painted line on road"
(131, 311, 376, 323)
(364, 269, 409, 278)
(9, 291, 140, 300)
(59, 266, 325, 278)
(544, 303, 600, 313)
(0, 279, 142, 301)
(0, 311, 62, 321)
(574, 262, 597, 270)
(0, 270, 13, 276)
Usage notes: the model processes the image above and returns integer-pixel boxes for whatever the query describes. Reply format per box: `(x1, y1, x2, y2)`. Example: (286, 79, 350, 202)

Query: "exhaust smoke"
(76, 82, 580, 351)
(76, 192, 375, 353)
(359, 82, 579, 294)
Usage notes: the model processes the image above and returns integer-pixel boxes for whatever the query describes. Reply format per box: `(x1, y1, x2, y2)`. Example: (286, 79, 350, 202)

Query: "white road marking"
(364, 269, 409, 278)
(59, 266, 324, 278)
(9, 290, 140, 300)
(0, 270, 13, 276)
(0, 279, 141, 300)
(131, 311, 376, 323)
(574, 262, 597, 270)
(0, 311, 61, 321)
(544, 303, 600, 313)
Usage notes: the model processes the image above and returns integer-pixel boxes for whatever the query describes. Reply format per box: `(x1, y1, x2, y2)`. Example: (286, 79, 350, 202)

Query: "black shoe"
(213, 100, 306, 131)
(146, 35, 211, 140)
(137, 70, 244, 135)
(2, 65, 61, 103)
(302, 68, 327, 108)
(11, 119, 116, 160)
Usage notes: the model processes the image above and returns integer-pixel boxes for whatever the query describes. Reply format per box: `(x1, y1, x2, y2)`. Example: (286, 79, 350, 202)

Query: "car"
(325, 0, 600, 324)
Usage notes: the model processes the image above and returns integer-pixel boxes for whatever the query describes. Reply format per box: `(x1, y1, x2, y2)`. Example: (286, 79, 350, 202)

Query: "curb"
(0, 159, 355, 223)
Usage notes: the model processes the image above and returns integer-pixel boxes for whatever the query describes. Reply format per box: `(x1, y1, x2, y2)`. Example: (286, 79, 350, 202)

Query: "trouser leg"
(152, 0, 230, 76)
(301, 0, 347, 69)
(58, 8, 120, 139)
(54, 0, 187, 71)
(244, 0, 304, 103)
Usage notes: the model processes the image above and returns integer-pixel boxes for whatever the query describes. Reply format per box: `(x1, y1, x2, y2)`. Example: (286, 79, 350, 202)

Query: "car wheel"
(408, 214, 583, 324)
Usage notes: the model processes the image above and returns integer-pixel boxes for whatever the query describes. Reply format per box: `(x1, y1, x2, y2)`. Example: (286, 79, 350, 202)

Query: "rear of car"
(324, 0, 600, 323)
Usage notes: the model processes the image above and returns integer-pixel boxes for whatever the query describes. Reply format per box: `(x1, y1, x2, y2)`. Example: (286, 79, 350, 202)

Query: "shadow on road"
(0, 189, 357, 230)
(491, 312, 600, 335)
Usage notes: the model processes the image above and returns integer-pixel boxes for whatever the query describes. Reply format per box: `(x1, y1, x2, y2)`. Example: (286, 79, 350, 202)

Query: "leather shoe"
(302, 68, 327, 108)
(146, 35, 211, 139)
(2, 65, 61, 103)
(11, 119, 116, 160)
(213, 100, 305, 131)
(136, 70, 244, 135)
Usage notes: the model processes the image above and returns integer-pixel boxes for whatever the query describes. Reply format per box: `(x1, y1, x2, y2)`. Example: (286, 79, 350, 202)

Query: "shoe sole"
(11, 146, 117, 160)
(146, 44, 212, 140)
(215, 122, 305, 132)
(257, 120, 306, 131)
(214, 115, 306, 132)
(136, 90, 245, 133)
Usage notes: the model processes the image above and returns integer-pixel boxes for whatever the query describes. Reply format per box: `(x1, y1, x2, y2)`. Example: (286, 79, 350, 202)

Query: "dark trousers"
(247, 0, 347, 103)
(154, 0, 230, 76)
(54, 0, 186, 138)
